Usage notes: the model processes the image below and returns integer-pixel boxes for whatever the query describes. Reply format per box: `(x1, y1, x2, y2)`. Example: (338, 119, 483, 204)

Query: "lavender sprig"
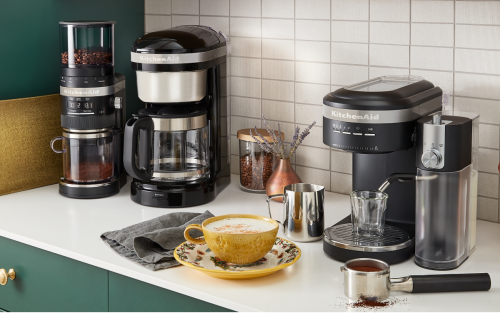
(250, 115, 316, 160)
(250, 127, 280, 158)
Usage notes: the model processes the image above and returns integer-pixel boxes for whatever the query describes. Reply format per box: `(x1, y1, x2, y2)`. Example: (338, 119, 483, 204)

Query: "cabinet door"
(0, 236, 108, 312)
(109, 272, 232, 312)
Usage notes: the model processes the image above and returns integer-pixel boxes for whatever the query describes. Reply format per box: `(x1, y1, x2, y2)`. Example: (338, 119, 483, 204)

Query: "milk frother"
(340, 258, 491, 301)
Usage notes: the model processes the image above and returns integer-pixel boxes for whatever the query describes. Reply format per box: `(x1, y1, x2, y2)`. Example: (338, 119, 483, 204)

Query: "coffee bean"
(240, 152, 278, 191)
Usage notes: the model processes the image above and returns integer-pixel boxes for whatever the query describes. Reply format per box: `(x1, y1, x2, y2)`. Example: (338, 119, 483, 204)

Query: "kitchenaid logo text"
(331, 110, 379, 120)
(63, 89, 99, 95)
(140, 55, 179, 62)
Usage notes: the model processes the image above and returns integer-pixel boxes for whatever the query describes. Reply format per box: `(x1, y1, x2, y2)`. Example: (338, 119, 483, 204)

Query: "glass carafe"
(123, 107, 210, 182)
(51, 130, 115, 184)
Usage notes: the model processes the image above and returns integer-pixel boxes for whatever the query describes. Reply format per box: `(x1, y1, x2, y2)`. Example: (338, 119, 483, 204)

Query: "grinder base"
(323, 216, 414, 265)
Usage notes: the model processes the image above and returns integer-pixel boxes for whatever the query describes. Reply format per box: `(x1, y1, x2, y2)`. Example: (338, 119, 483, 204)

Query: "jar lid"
(237, 128, 284, 142)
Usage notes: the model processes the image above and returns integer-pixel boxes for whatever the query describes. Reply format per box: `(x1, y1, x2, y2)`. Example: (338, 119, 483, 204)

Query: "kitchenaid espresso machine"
(124, 25, 230, 208)
(51, 21, 127, 199)
(322, 76, 443, 263)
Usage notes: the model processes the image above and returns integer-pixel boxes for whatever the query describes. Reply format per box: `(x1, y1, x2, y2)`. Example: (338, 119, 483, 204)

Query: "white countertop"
(0, 175, 498, 311)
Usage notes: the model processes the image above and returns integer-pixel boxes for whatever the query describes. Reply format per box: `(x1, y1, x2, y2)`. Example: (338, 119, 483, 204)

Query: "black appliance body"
(322, 76, 442, 264)
(56, 21, 126, 199)
(125, 25, 230, 208)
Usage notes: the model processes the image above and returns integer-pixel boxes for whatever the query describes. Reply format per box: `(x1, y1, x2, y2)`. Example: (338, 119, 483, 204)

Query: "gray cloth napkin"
(101, 211, 214, 271)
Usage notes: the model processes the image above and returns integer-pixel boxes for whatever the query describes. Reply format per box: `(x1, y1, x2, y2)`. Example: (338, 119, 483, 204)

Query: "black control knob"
(421, 149, 442, 169)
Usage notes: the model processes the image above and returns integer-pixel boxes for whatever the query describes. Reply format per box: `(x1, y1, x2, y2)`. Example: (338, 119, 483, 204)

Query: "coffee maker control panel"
(421, 118, 452, 169)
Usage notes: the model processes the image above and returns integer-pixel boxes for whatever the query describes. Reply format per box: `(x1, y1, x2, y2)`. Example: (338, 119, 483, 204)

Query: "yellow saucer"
(174, 237, 301, 280)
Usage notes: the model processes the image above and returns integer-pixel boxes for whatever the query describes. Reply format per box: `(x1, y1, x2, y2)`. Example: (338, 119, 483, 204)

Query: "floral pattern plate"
(174, 237, 301, 280)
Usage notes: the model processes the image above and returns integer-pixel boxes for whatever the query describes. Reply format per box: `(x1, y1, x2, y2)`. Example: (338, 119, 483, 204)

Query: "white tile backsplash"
(295, 83, 330, 105)
(411, 23, 454, 47)
(230, 17, 261, 38)
(331, 42, 368, 65)
(230, 0, 261, 17)
(410, 46, 454, 71)
(231, 57, 261, 78)
(296, 62, 330, 84)
(331, 0, 369, 21)
(331, 21, 369, 43)
(331, 64, 368, 86)
(370, 44, 410, 68)
(262, 39, 294, 60)
(262, 19, 294, 39)
(262, 100, 295, 122)
(411, 0, 454, 23)
(172, 15, 199, 27)
(231, 77, 261, 98)
(146, 0, 500, 223)
(262, 80, 294, 102)
(370, 22, 409, 45)
(456, 25, 500, 50)
(295, 0, 330, 20)
(455, 49, 500, 76)
(455, 72, 500, 100)
(295, 103, 323, 126)
(296, 20, 330, 41)
(145, 15, 171, 32)
(262, 0, 294, 18)
(262, 59, 294, 80)
(231, 37, 262, 57)
(370, 0, 410, 22)
(456, 1, 500, 25)
(200, 0, 229, 16)
(295, 41, 330, 63)
(172, 0, 198, 14)
(145, 0, 171, 15)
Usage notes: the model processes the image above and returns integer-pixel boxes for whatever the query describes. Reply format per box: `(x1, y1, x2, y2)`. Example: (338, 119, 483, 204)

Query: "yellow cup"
(184, 214, 279, 264)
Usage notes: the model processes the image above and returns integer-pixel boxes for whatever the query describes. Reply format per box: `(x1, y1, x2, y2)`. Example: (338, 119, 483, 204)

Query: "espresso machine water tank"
(415, 112, 479, 270)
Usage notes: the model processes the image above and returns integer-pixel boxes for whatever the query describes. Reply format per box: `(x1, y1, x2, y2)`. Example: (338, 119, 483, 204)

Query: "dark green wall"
(0, 0, 144, 119)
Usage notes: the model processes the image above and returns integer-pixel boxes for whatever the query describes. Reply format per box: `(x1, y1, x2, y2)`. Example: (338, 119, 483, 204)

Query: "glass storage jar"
(237, 128, 283, 193)
(50, 129, 115, 184)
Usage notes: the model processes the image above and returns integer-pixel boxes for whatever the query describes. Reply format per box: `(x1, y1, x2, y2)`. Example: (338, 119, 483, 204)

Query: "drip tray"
(323, 223, 414, 264)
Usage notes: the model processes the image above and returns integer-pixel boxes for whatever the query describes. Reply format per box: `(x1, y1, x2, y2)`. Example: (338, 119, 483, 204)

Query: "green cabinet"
(108, 272, 231, 312)
(0, 236, 233, 312)
(0, 236, 108, 312)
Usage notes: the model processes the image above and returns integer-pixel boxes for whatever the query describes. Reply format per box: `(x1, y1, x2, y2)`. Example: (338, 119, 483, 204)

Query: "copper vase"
(266, 159, 302, 202)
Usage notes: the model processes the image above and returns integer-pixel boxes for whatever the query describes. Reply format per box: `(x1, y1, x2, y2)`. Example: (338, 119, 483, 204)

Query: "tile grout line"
(409, 0, 412, 73)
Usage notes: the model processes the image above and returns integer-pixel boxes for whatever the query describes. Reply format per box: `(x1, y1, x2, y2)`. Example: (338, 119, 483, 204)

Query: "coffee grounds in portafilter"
(348, 265, 383, 272)
(240, 153, 277, 190)
(61, 49, 112, 65)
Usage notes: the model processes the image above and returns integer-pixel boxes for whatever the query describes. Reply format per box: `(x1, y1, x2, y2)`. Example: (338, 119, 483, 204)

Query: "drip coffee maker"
(124, 25, 230, 208)
(51, 21, 126, 198)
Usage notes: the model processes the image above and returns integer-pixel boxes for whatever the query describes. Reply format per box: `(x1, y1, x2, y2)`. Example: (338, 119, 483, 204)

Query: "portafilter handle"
(378, 173, 438, 192)
(390, 273, 491, 293)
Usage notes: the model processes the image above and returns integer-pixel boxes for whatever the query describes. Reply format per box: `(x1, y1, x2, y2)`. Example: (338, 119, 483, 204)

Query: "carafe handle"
(123, 116, 152, 181)
(50, 136, 65, 153)
(266, 194, 284, 226)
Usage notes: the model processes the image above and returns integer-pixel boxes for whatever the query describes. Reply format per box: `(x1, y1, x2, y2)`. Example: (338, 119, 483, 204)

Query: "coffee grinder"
(414, 111, 479, 270)
(124, 25, 230, 208)
(322, 76, 443, 264)
(51, 21, 127, 198)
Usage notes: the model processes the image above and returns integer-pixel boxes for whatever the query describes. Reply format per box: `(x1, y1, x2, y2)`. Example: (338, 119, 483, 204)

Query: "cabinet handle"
(0, 269, 15, 285)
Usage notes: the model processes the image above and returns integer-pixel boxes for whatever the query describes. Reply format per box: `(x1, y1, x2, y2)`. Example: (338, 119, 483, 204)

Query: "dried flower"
(251, 115, 316, 160)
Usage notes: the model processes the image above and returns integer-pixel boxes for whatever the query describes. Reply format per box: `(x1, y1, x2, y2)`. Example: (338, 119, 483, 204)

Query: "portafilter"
(341, 258, 491, 301)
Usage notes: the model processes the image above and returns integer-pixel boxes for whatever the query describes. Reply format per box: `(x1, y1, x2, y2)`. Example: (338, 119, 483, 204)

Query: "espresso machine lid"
(132, 25, 226, 54)
(323, 76, 442, 110)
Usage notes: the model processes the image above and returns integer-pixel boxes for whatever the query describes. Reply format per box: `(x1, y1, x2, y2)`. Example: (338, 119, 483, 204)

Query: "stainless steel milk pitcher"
(266, 183, 325, 242)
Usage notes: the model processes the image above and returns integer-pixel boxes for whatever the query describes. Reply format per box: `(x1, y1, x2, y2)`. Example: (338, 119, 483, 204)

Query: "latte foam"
(206, 218, 275, 234)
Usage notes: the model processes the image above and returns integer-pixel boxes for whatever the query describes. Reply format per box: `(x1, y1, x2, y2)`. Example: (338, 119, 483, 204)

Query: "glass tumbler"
(350, 191, 389, 237)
